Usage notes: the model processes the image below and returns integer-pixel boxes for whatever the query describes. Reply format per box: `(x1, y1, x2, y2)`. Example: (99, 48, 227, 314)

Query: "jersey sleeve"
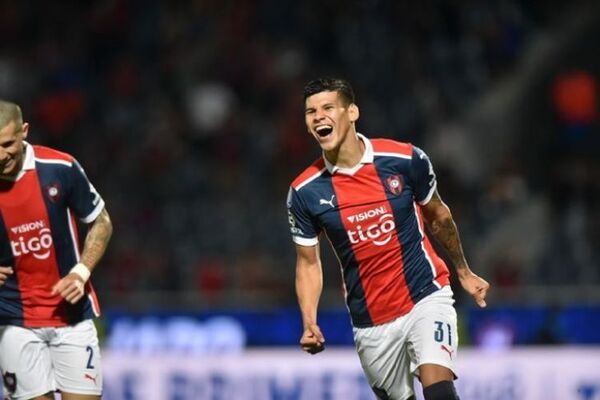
(286, 186, 320, 246)
(66, 159, 105, 223)
(409, 146, 437, 205)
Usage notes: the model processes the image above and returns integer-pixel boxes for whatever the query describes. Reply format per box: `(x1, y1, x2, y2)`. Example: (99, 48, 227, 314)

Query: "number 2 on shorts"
(434, 321, 452, 346)
(86, 346, 95, 369)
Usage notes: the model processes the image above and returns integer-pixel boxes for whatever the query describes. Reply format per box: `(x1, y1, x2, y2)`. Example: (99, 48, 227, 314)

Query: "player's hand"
(51, 273, 86, 304)
(300, 324, 325, 355)
(0, 266, 13, 287)
(459, 272, 490, 308)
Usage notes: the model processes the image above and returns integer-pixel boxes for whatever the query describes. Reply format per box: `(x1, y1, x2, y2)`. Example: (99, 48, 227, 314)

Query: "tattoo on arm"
(80, 208, 113, 270)
(426, 195, 468, 271)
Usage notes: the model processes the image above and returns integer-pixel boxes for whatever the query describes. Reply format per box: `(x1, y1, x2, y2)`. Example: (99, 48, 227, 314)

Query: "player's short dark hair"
(303, 78, 356, 106)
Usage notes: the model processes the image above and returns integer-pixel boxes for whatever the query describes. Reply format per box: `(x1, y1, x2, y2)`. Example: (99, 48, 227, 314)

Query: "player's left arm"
(52, 207, 113, 304)
(420, 190, 490, 307)
(79, 207, 113, 271)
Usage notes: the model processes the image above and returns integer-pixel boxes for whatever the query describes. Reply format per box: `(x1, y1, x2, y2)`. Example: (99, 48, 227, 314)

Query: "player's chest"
(0, 170, 66, 214)
(311, 171, 415, 230)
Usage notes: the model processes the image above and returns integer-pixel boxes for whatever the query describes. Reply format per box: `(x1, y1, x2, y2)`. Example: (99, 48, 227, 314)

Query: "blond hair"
(0, 100, 23, 130)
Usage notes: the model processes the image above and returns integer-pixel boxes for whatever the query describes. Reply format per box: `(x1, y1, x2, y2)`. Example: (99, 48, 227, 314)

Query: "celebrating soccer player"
(287, 78, 489, 400)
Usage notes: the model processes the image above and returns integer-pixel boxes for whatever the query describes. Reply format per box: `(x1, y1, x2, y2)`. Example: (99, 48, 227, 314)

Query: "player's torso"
(0, 154, 88, 327)
(0, 170, 60, 277)
(308, 160, 417, 263)
(306, 162, 433, 324)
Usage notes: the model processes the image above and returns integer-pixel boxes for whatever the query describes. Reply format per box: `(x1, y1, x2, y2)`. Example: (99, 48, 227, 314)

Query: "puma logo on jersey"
(84, 373, 98, 385)
(319, 195, 336, 208)
(440, 344, 454, 359)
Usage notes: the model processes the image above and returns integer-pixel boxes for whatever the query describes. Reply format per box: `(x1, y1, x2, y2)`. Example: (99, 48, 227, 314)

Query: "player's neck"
(324, 132, 364, 169)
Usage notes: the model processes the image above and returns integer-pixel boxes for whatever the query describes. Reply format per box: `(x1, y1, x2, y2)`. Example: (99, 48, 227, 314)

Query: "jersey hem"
(351, 284, 449, 328)
(0, 316, 93, 328)
(351, 307, 412, 329)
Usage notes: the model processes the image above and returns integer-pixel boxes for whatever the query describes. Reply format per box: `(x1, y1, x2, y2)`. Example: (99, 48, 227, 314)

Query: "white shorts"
(0, 319, 102, 400)
(353, 286, 458, 400)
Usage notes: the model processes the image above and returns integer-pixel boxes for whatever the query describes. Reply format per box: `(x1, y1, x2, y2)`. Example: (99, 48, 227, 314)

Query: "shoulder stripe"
(373, 151, 412, 160)
(371, 138, 413, 158)
(292, 158, 327, 191)
(294, 167, 327, 191)
(35, 158, 73, 167)
(33, 145, 74, 166)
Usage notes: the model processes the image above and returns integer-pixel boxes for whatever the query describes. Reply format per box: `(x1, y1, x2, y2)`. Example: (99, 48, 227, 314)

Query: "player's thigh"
(60, 392, 101, 400)
(407, 292, 459, 383)
(50, 320, 102, 397)
(29, 394, 54, 400)
(0, 325, 55, 400)
(353, 318, 415, 400)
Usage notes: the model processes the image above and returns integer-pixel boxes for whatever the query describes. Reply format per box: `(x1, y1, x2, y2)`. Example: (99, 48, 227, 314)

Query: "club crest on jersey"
(385, 175, 404, 195)
(45, 183, 61, 203)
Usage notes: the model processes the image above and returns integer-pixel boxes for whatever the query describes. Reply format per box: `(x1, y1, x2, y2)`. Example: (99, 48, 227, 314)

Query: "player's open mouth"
(315, 125, 333, 137)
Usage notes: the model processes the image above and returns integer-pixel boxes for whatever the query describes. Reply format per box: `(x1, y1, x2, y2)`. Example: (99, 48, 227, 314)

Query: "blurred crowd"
(0, 0, 598, 309)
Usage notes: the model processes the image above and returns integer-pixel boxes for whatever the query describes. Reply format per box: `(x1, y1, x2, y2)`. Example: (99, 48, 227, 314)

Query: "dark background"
(2, 0, 599, 346)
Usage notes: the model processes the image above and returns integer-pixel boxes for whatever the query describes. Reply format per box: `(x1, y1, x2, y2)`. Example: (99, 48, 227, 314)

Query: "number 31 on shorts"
(434, 320, 452, 346)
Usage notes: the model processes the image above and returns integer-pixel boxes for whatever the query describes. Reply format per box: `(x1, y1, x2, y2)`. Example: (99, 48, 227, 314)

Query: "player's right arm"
(295, 242, 325, 354)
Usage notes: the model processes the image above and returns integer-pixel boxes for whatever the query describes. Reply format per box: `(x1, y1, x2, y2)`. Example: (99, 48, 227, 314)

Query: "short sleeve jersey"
(287, 134, 450, 327)
(0, 143, 104, 327)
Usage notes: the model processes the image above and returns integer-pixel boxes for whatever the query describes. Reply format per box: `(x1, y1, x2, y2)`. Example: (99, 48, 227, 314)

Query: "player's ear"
(348, 103, 359, 123)
(21, 122, 29, 139)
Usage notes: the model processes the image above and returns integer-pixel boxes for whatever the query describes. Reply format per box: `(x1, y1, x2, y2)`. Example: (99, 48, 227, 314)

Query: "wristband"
(70, 263, 91, 283)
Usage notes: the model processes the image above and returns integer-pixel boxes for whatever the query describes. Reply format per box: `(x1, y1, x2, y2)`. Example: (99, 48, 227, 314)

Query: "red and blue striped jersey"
(0, 143, 104, 327)
(287, 134, 450, 327)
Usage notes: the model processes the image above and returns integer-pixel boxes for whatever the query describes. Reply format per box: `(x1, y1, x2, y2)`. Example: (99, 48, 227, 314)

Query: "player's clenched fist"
(300, 324, 326, 355)
(459, 271, 490, 308)
(0, 266, 13, 287)
(52, 273, 86, 304)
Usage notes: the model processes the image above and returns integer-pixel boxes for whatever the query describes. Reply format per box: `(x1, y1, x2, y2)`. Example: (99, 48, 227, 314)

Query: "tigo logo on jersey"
(10, 220, 53, 260)
(347, 206, 387, 223)
(346, 206, 396, 246)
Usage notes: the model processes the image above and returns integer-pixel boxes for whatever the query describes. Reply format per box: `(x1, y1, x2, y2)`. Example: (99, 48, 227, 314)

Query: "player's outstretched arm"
(52, 207, 113, 303)
(296, 243, 326, 354)
(420, 190, 490, 308)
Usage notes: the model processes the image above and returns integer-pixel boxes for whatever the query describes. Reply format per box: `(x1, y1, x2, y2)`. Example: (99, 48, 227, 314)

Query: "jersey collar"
(22, 141, 35, 171)
(2, 141, 35, 182)
(323, 133, 374, 175)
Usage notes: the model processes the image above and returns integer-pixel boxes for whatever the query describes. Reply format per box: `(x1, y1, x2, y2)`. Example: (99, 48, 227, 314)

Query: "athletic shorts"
(0, 319, 102, 400)
(353, 286, 458, 400)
